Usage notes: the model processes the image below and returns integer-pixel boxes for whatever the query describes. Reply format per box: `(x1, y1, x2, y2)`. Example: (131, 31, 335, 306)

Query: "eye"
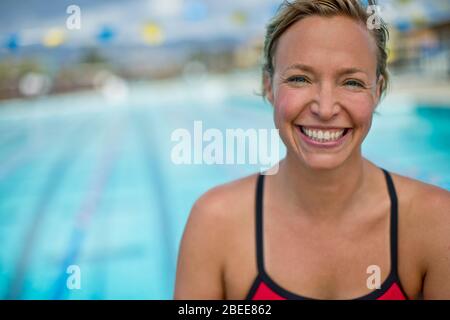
(344, 79, 364, 88)
(287, 75, 310, 84)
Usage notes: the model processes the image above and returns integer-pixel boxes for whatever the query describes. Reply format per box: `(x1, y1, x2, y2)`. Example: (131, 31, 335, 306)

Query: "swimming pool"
(0, 71, 449, 299)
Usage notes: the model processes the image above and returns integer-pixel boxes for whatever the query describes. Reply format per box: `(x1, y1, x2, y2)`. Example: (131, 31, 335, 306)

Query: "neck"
(274, 150, 368, 221)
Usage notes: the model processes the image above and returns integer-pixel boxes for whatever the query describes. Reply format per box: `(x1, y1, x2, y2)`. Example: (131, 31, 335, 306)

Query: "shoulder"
(391, 173, 450, 299)
(181, 172, 259, 262)
(407, 176, 450, 248)
(390, 172, 450, 267)
(174, 173, 259, 299)
(390, 171, 450, 223)
(187, 173, 259, 240)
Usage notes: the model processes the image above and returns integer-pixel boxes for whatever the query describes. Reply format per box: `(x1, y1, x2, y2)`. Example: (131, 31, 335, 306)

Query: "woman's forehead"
(274, 15, 378, 75)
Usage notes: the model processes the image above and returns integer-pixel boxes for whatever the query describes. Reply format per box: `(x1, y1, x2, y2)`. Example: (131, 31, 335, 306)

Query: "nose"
(310, 83, 340, 120)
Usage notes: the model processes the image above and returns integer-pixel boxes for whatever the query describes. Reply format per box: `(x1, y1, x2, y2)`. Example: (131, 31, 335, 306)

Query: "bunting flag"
(2, 0, 450, 52)
(5, 34, 19, 51)
(43, 28, 66, 47)
(230, 11, 248, 27)
(97, 26, 116, 43)
(142, 22, 164, 46)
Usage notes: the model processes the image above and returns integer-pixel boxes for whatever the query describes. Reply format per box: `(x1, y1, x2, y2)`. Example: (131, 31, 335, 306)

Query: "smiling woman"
(174, 0, 450, 300)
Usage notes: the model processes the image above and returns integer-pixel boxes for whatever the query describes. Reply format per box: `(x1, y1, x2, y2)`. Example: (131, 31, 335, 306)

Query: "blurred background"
(0, 0, 449, 299)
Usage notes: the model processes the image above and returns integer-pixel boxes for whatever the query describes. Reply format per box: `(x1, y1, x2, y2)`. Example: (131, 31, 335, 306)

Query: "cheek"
(273, 87, 306, 125)
(343, 94, 375, 126)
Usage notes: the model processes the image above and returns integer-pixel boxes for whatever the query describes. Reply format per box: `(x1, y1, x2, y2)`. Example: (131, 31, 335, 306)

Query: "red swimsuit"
(246, 169, 408, 300)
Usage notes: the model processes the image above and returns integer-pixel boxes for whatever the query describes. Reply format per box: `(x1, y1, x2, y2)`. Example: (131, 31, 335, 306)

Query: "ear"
(374, 75, 384, 106)
(263, 71, 275, 106)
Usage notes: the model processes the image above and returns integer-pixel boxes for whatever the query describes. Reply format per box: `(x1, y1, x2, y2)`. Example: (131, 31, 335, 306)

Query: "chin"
(298, 152, 349, 171)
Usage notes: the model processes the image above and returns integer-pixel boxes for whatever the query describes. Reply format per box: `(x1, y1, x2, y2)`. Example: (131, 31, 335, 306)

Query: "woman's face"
(266, 15, 383, 170)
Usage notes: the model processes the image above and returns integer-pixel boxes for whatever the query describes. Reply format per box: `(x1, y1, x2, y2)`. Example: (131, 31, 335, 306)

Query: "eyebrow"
(284, 63, 368, 76)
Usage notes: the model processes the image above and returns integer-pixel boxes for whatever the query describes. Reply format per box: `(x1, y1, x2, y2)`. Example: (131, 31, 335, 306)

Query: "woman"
(174, 0, 450, 300)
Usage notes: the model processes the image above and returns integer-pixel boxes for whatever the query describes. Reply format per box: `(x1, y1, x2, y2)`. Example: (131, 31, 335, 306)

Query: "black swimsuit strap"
(381, 168, 399, 276)
(255, 173, 265, 274)
(254, 168, 400, 277)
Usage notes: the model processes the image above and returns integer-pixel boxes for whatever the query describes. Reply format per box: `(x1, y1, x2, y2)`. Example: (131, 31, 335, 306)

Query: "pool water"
(0, 72, 449, 299)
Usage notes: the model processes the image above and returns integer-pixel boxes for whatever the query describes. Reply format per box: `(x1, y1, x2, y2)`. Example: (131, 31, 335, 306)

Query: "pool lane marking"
(131, 110, 176, 287)
(51, 120, 124, 299)
(0, 119, 81, 182)
(4, 119, 93, 299)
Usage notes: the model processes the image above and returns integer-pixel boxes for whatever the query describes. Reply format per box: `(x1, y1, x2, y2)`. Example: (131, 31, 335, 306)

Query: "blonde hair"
(262, 0, 389, 98)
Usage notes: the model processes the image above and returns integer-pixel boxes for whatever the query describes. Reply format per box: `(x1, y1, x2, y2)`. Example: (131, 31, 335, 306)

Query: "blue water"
(0, 73, 449, 299)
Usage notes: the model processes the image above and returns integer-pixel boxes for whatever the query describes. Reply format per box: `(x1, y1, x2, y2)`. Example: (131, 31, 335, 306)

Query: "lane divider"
(51, 118, 124, 299)
(4, 119, 94, 299)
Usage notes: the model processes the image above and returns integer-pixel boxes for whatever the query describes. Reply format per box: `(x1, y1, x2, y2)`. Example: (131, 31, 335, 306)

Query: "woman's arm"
(174, 191, 227, 299)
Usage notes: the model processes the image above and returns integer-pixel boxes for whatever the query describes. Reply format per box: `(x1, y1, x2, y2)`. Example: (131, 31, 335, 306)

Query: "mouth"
(296, 125, 353, 147)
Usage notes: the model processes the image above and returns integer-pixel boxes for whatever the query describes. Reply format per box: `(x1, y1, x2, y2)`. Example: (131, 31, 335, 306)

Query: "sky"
(0, 0, 450, 48)
(0, 0, 279, 47)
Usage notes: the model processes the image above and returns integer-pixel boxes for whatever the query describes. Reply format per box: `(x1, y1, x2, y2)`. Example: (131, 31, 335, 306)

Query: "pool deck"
(390, 74, 450, 107)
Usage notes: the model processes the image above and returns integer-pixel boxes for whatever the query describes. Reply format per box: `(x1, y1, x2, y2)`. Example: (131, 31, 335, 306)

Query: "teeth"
(301, 127, 346, 142)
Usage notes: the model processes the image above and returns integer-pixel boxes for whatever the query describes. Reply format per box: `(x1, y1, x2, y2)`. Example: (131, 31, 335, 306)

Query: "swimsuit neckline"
(246, 168, 409, 300)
